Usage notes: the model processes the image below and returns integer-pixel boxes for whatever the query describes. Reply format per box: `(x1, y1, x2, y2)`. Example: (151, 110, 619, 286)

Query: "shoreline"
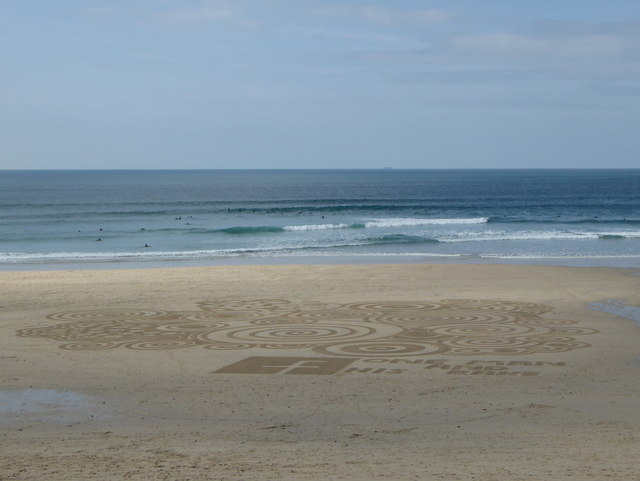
(2, 252, 640, 272)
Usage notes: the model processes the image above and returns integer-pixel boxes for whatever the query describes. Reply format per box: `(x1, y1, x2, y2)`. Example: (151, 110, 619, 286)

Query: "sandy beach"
(1, 263, 639, 480)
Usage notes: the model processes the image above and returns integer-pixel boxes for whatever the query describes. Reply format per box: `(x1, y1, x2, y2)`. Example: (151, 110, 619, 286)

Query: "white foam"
(365, 217, 489, 228)
(276, 252, 464, 258)
(283, 223, 351, 231)
(436, 230, 636, 243)
(482, 253, 640, 259)
(0, 243, 370, 263)
(0, 249, 268, 263)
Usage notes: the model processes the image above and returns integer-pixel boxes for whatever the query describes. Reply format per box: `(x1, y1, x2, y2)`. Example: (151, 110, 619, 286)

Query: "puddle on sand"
(589, 300, 640, 327)
(590, 300, 640, 365)
(0, 389, 105, 424)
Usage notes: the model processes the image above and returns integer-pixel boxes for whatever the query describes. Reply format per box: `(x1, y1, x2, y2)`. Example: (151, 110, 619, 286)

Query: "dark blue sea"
(1, 169, 639, 268)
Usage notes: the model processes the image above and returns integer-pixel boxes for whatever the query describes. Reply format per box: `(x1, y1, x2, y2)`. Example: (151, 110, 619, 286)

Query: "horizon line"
(2, 167, 639, 172)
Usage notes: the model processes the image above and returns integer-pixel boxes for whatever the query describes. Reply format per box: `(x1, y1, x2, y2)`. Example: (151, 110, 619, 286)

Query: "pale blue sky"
(1, 1, 639, 169)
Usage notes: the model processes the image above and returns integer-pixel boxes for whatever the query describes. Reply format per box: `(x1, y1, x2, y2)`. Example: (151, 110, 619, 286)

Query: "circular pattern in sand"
(60, 341, 118, 350)
(347, 302, 443, 313)
(427, 311, 519, 324)
(124, 340, 198, 350)
(48, 309, 170, 322)
(315, 341, 441, 357)
(430, 323, 535, 337)
(211, 324, 376, 345)
(158, 322, 228, 332)
(17, 298, 597, 356)
(440, 336, 534, 353)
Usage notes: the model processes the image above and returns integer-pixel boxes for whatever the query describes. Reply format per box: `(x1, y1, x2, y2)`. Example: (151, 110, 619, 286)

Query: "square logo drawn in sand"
(213, 356, 356, 375)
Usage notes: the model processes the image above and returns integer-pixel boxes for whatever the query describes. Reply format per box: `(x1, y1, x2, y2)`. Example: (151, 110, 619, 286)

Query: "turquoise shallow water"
(1, 169, 639, 268)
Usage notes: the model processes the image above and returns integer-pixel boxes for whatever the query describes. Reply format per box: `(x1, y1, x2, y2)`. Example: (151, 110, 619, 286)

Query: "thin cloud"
(364, 23, 640, 78)
(157, 1, 260, 28)
(84, 7, 122, 18)
(162, 7, 237, 23)
(288, 26, 410, 47)
(350, 20, 640, 107)
(311, 6, 452, 26)
(448, 31, 633, 60)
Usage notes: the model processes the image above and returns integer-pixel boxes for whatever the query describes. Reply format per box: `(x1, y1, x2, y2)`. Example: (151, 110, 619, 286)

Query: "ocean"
(1, 169, 639, 269)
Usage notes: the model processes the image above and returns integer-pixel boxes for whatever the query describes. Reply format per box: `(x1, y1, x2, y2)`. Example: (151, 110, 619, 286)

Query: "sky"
(1, 1, 639, 169)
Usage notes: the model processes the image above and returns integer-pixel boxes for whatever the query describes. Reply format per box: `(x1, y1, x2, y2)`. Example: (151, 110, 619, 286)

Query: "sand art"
(17, 298, 597, 357)
(4, 263, 640, 480)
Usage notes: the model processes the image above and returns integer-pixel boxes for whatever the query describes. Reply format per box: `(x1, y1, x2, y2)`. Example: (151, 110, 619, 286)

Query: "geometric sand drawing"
(16, 299, 598, 356)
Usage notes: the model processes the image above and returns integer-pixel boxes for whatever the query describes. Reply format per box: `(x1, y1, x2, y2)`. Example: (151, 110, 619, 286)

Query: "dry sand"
(1, 263, 639, 480)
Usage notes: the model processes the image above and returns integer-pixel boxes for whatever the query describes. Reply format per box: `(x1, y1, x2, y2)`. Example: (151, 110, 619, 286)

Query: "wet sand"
(1, 264, 639, 480)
